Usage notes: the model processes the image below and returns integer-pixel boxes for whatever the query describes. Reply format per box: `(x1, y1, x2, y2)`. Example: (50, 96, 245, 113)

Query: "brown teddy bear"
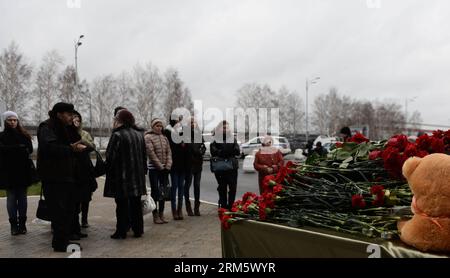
(398, 153, 450, 252)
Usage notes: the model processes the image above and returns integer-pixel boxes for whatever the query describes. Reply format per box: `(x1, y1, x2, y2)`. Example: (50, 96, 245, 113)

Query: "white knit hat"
(151, 118, 164, 128)
(2, 111, 18, 120)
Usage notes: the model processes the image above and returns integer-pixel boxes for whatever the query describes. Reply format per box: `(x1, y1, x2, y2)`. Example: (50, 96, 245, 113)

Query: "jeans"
(184, 171, 202, 204)
(148, 169, 167, 213)
(6, 187, 28, 220)
(170, 170, 186, 211)
(214, 170, 238, 209)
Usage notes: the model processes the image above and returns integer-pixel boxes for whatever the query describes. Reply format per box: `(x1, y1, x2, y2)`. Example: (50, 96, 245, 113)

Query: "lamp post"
(74, 35, 84, 89)
(405, 96, 417, 135)
(305, 77, 320, 143)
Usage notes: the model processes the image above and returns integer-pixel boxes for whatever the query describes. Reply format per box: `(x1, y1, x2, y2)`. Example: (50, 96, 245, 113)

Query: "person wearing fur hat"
(104, 110, 147, 239)
(0, 111, 34, 236)
(145, 118, 172, 224)
(37, 102, 86, 252)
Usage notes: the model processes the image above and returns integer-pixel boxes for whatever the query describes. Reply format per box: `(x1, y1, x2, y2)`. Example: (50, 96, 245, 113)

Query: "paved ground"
(0, 177, 222, 258)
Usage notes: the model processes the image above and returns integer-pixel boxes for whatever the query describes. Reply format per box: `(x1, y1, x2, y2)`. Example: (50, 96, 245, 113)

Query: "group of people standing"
(0, 102, 245, 253)
(0, 104, 97, 252)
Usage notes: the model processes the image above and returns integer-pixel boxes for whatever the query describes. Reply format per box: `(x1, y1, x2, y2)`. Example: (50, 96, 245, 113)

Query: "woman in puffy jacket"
(145, 119, 172, 224)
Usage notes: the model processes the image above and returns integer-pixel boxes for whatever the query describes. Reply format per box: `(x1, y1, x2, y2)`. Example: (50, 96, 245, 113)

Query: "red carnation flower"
(369, 150, 382, 160)
(348, 133, 370, 144)
(432, 130, 445, 139)
(335, 142, 343, 148)
(370, 185, 384, 195)
(404, 143, 417, 157)
(259, 202, 267, 220)
(351, 195, 366, 209)
(416, 134, 431, 151)
(430, 137, 445, 153)
(221, 215, 232, 230)
(273, 184, 283, 194)
(387, 135, 408, 151)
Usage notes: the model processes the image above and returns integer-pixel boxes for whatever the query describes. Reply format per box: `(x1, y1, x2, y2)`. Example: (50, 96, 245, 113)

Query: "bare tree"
(408, 110, 423, 133)
(32, 50, 63, 124)
(163, 68, 193, 122)
(133, 63, 162, 127)
(0, 42, 32, 119)
(58, 66, 76, 103)
(116, 71, 134, 109)
(277, 86, 304, 134)
(90, 75, 119, 147)
(311, 88, 345, 136)
(235, 83, 278, 109)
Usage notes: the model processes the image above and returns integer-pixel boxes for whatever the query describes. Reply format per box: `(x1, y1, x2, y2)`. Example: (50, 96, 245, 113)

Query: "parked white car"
(242, 149, 258, 173)
(240, 136, 291, 157)
(313, 136, 338, 151)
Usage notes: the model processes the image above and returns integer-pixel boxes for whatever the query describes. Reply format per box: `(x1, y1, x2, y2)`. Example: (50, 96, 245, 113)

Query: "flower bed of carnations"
(219, 130, 450, 239)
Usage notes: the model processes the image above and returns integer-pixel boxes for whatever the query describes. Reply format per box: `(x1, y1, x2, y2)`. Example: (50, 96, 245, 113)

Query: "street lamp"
(74, 35, 84, 89)
(305, 77, 320, 143)
(405, 96, 417, 135)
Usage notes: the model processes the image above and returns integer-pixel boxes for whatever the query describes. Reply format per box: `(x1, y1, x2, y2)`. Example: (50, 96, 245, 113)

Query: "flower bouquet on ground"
(219, 130, 450, 239)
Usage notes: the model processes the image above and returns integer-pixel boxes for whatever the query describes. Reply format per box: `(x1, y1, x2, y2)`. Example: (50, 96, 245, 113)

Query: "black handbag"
(36, 187, 51, 221)
(93, 150, 106, 177)
(210, 157, 234, 172)
(159, 172, 171, 201)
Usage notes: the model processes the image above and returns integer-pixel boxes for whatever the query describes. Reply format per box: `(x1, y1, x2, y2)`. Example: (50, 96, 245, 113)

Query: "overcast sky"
(1, 0, 450, 127)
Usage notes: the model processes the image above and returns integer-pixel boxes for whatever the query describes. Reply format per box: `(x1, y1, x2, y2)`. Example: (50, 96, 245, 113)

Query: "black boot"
(9, 218, 19, 236)
(185, 200, 194, 216)
(177, 204, 184, 220)
(194, 201, 201, 216)
(18, 216, 27, 235)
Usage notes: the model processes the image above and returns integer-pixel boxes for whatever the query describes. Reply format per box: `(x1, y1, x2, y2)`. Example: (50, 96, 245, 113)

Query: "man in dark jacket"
(37, 102, 86, 252)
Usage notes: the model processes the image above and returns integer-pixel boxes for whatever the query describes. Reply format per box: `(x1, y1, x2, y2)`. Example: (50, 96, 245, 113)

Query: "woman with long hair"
(0, 111, 34, 235)
(210, 120, 240, 209)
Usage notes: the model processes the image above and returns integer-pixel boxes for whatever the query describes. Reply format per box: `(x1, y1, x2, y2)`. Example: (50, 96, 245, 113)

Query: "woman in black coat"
(104, 110, 147, 239)
(0, 111, 34, 236)
(210, 120, 240, 210)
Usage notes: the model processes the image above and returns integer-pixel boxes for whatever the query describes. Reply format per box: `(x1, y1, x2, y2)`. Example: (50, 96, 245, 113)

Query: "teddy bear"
(398, 153, 450, 252)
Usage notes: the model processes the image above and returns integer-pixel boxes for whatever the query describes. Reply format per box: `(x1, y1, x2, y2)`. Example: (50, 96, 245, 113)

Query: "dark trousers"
(214, 170, 238, 209)
(184, 171, 202, 204)
(6, 186, 28, 220)
(148, 169, 167, 213)
(114, 197, 143, 235)
(43, 182, 75, 249)
(72, 202, 81, 235)
(81, 201, 89, 224)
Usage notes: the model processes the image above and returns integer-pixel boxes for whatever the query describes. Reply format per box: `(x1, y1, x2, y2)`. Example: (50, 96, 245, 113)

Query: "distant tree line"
(235, 84, 423, 140)
(0, 42, 193, 130)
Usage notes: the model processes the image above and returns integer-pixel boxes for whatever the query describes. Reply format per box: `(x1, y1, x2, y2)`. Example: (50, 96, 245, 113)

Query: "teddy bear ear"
(402, 156, 422, 179)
